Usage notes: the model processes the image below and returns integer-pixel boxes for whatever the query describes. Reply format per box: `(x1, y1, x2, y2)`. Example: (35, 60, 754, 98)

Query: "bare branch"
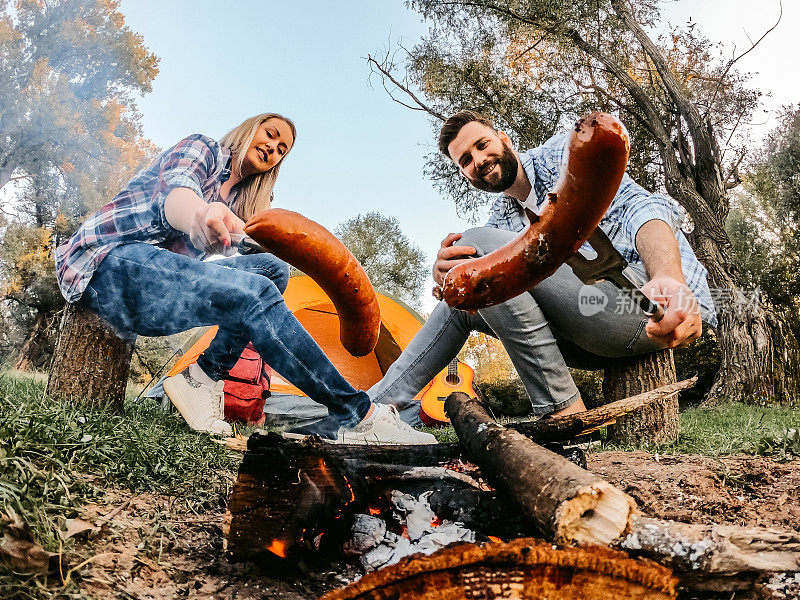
(366, 54, 446, 121)
(705, 0, 782, 118)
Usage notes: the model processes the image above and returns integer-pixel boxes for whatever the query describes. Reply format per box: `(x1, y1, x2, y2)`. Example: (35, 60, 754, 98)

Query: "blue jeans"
(78, 242, 370, 432)
(368, 227, 663, 424)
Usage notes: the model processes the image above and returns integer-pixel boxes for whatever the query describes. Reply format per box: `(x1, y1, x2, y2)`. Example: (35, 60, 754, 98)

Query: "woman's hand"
(189, 202, 246, 255)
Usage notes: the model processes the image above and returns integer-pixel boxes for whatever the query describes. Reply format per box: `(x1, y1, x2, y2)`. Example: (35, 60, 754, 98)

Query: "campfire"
(222, 383, 800, 598)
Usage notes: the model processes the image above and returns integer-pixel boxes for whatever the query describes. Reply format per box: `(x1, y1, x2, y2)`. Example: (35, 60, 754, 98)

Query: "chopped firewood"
(320, 538, 678, 600)
(507, 377, 697, 443)
(444, 392, 638, 546)
(621, 515, 800, 590)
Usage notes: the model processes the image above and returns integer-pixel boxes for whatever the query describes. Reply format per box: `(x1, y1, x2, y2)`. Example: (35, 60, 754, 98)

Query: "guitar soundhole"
(445, 374, 461, 386)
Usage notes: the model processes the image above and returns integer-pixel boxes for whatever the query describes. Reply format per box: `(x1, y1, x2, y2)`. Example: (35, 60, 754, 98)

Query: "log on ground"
(444, 391, 638, 546)
(507, 377, 697, 443)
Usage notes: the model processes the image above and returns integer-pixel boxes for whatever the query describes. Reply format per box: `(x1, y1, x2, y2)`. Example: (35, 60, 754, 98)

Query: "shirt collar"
(504, 150, 539, 210)
(220, 144, 233, 182)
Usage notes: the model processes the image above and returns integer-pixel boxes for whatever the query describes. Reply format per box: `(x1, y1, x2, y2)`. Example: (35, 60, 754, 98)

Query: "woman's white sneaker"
(163, 368, 232, 436)
(334, 404, 437, 445)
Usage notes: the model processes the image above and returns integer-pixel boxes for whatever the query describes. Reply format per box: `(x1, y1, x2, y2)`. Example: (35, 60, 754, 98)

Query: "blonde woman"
(55, 113, 435, 445)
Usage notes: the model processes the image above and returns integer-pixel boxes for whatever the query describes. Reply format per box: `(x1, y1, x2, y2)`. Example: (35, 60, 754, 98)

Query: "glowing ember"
(368, 507, 382, 515)
(488, 536, 502, 543)
(267, 539, 287, 558)
(430, 516, 442, 527)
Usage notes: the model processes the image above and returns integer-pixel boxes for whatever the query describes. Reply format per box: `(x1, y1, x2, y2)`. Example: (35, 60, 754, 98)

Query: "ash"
(345, 490, 476, 572)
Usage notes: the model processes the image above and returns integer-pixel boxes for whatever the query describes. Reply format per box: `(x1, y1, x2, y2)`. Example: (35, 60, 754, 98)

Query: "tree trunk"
(12, 307, 60, 372)
(695, 235, 800, 406)
(602, 348, 678, 445)
(47, 303, 134, 410)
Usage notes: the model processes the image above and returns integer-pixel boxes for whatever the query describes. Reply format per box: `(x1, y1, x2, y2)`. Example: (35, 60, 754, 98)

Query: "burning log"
(223, 433, 533, 560)
(444, 392, 638, 546)
(507, 377, 697, 443)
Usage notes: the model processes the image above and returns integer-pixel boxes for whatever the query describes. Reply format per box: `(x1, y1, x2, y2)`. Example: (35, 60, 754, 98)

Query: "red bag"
(223, 343, 270, 425)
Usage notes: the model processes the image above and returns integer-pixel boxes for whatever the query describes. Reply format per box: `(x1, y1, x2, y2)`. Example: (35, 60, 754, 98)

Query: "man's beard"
(470, 145, 518, 193)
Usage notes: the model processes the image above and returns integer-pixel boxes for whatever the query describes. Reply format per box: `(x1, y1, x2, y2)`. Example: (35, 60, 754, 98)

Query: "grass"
(1, 370, 798, 598)
(0, 371, 240, 599)
(421, 401, 800, 457)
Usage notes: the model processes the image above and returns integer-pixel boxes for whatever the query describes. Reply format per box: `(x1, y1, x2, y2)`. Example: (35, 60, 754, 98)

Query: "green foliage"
(727, 106, 800, 333)
(750, 428, 800, 462)
(0, 0, 159, 369)
(0, 371, 237, 587)
(385, 0, 760, 217)
(602, 401, 800, 456)
(334, 211, 428, 307)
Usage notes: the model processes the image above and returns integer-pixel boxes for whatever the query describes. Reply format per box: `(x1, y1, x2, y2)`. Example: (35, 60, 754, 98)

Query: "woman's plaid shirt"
(485, 133, 717, 326)
(55, 134, 234, 303)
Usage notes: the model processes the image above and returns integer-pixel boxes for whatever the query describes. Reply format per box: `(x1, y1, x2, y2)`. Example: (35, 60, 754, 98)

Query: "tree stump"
(601, 348, 678, 445)
(47, 303, 134, 411)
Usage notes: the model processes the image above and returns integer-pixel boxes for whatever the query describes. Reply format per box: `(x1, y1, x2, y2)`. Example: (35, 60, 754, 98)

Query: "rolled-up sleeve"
(153, 135, 216, 232)
(614, 174, 684, 246)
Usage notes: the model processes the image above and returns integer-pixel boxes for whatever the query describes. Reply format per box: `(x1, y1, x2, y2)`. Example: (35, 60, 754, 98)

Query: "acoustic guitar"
(417, 358, 478, 427)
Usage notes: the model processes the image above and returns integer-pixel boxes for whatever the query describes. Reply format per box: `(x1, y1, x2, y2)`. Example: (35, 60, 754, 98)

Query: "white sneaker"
(334, 404, 437, 445)
(163, 368, 232, 436)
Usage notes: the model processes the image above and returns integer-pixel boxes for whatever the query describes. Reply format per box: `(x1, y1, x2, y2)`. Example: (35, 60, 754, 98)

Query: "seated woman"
(55, 112, 434, 445)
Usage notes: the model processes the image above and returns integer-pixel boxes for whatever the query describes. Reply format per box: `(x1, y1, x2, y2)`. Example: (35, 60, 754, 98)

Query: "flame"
(267, 540, 287, 558)
(488, 536, 502, 543)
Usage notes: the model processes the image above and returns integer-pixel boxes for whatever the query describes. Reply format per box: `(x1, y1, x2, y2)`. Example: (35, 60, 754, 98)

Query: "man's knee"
(458, 227, 516, 257)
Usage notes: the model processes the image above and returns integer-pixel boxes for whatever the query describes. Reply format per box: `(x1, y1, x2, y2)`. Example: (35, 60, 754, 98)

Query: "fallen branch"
(507, 377, 696, 442)
(622, 515, 800, 589)
(444, 392, 637, 546)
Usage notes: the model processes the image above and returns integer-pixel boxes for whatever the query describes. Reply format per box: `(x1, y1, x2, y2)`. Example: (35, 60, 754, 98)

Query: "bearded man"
(369, 111, 716, 424)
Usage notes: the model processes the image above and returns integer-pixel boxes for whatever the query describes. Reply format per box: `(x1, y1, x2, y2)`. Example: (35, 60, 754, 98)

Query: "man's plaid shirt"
(55, 134, 235, 303)
(485, 133, 717, 326)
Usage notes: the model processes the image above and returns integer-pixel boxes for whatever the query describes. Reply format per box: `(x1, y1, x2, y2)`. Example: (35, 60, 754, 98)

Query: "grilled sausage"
(441, 112, 630, 310)
(244, 208, 381, 357)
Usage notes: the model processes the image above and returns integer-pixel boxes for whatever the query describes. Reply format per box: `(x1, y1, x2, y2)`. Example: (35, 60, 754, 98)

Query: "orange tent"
(170, 275, 425, 394)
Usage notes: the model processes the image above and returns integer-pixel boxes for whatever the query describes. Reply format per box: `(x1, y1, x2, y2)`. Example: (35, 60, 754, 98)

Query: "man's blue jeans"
(368, 227, 663, 425)
(78, 242, 370, 431)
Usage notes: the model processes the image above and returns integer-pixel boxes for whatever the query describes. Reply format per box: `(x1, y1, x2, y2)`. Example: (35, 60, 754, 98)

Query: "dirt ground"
(70, 451, 800, 600)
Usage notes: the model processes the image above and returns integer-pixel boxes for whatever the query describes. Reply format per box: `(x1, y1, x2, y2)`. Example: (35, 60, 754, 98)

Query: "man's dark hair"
(438, 110, 496, 158)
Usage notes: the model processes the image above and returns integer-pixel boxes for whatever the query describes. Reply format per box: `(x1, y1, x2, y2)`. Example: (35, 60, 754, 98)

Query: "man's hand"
(189, 202, 246, 255)
(642, 276, 702, 348)
(433, 233, 477, 286)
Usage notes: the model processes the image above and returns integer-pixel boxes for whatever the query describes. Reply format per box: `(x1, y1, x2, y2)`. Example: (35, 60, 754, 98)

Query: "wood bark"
(444, 391, 638, 546)
(12, 307, 59, 372)
(224, 433, 532, 559)
(605, 0, 800, 407)
(46, 303, 134, 410)
(509, 377, 696, 443)
(602, 348, 679, 445)
(621, 515, 800, 590)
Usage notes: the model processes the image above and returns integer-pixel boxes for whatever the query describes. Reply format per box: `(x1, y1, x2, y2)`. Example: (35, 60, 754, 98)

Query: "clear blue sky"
(119, 0, 473, 313)
(119, 0, 797, 311)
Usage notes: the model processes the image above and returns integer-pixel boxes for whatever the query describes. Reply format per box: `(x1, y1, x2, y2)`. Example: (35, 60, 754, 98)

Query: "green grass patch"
(0, 371, 239, 598)
(422, 401, 800, 457)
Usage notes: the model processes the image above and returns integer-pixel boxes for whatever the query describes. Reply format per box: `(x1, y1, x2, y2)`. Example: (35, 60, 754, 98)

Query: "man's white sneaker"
(163, 368, 232, 436)
(334, 404, 437, 445)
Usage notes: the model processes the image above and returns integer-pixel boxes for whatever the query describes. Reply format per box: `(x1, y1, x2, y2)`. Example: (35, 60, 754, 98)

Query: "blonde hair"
(220, 112, 297, 220)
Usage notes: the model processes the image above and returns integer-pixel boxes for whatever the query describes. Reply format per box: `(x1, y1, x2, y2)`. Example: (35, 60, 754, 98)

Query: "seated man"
(369, 111, 716, 424)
